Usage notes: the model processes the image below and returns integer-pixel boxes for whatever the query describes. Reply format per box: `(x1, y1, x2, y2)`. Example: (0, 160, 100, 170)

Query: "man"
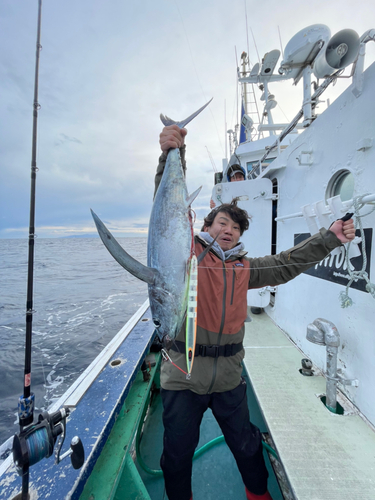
(156, 125, 355, 500)
(226, 163, 246, 182)
(210, 163, 246, 208)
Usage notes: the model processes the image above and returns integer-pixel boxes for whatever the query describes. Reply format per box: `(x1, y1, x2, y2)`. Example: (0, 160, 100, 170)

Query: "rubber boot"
(245, 487, 273, 500)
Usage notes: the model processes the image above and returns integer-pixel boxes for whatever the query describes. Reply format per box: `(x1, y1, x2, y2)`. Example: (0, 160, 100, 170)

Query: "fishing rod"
(22, 0, 43, 428)
(12, 2, 84, 499)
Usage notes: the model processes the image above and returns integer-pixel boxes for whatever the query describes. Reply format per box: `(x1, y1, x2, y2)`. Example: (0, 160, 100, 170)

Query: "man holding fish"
(156, 124, 356, 500)
(91, 105, 355, 500)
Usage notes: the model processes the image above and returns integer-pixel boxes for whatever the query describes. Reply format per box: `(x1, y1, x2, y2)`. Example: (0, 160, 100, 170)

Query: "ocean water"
(0, 237, 148, 447)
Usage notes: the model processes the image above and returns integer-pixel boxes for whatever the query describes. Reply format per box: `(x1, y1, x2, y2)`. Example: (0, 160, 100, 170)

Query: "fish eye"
(153, 319, 161, 328)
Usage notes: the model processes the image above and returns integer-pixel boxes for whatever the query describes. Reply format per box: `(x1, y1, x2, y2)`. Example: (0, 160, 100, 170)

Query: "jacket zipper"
(207, 262, 227, 394)
(230, 266, 236, 305)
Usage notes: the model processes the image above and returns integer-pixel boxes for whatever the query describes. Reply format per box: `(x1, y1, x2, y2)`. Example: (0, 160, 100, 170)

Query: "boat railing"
(275, 193, 375, 223)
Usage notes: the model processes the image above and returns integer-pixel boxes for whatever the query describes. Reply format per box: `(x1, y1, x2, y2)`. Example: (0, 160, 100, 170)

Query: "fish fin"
(186, 186, 202, 207)
(91, 209, 158, 285)
(160, 98, 213, 129)
(197, 234, 219, 264)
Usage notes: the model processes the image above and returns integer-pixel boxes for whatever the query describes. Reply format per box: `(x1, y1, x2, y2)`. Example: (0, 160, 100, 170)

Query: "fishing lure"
(185, 254, 198, 379)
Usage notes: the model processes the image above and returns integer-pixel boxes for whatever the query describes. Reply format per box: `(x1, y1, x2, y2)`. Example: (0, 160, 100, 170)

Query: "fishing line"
(28, 318, 125, 411)
(196, 260, 332, 270)
(205, 146, 218, 172)
(31, 292, 147, 375)
(34, 328, 120, 374)
(37, 346, 49, 404)
(276, 102, 290, 122)
(250, 27, 261, 65)
(150, 259, 339, 271)
(161, 349, 188, 376)
(277, 26, 285, 61)
(24, 427, 49, 467)
(189, 208, 197, 256)
(173, 0, 225, 156)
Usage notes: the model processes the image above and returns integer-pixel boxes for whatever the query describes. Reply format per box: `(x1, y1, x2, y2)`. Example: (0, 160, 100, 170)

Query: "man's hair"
(202, 197, 251, 236)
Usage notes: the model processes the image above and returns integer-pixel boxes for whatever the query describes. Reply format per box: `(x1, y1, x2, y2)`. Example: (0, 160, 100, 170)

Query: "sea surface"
(0, 237, 148, 448)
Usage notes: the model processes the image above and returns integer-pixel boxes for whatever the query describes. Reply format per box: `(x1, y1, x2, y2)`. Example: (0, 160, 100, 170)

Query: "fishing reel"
(13, 408, 84, 474)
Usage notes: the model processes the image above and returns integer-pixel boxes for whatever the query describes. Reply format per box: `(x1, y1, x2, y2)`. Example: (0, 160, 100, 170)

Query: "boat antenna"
(235, 46, 239, 130)
(224, 99, 228, 160)
(12, 2, 84, 497)
(278, 26, 285, 60)
(243, 0, 252, 65)
(250, 27, 261, 65)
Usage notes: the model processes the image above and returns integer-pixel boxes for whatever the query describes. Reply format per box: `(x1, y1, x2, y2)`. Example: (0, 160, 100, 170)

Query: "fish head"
(149, 285, 186, 341)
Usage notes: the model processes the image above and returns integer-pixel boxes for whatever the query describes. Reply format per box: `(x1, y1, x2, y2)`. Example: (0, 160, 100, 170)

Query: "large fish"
(91, 100, 213, 341)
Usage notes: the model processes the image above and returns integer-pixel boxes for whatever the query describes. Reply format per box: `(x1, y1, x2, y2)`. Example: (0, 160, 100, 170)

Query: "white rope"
(339, 195, 375, 307)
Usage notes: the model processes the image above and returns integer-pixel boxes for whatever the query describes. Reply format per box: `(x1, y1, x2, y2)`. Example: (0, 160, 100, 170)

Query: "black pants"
(160, 379, 269, 500)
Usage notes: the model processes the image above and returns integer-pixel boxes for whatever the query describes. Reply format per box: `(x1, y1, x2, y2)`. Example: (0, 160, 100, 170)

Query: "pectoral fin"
(91, 209, 158, 285)
(186, 186, 202, 207)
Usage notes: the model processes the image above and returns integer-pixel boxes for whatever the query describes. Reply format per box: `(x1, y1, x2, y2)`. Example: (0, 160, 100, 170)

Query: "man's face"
(204, 212, 241, 251)
(230, 172, 245, 182)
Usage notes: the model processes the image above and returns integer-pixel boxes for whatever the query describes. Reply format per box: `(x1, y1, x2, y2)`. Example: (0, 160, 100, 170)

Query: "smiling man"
(202, 203, 246, 251)
(155, 125, 355, 500)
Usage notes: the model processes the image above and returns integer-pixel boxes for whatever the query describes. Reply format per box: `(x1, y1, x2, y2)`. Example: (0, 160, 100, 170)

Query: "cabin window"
(326, 170, 354, 202)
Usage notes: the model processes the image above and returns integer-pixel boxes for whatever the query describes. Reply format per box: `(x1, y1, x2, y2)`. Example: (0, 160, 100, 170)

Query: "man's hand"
(210, 198, 216, 209)
(329, 218, 356, 243)
(159, 125, 187, 152)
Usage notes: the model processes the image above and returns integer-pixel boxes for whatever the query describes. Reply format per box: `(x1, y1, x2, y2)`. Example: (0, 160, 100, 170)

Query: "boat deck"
(243, 310, 375, 500)
(135, 368, 284, 500)
(2, 305, 374, 499)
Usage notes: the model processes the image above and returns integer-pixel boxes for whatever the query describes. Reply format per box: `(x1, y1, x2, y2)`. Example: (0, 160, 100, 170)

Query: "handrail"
(275, 193, 375, 222)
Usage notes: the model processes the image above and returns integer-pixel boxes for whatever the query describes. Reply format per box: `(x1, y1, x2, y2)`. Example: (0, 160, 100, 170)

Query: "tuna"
(91, 100, 212, 341)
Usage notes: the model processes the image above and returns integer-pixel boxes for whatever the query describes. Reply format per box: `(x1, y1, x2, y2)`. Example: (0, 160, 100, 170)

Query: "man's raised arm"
(154, 125, 188, 198)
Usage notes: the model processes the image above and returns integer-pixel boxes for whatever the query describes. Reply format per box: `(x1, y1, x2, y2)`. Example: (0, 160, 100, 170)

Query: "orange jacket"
(160, 229, 342, 394)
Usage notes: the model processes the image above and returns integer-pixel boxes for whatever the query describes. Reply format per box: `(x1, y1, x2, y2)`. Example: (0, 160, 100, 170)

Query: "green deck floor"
(135, 372, 285, 500)
(79, 351, 286, 500)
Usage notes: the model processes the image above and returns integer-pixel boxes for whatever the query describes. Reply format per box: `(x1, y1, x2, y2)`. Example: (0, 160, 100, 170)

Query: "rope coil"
(339, 195, 375, 307)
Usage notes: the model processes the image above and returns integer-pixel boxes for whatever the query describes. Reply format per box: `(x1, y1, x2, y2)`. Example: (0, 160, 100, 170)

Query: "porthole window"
(326, 170, 354, 202)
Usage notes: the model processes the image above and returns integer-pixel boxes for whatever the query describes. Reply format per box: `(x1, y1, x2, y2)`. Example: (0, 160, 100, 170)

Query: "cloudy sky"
(1, 0, 374, 239)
